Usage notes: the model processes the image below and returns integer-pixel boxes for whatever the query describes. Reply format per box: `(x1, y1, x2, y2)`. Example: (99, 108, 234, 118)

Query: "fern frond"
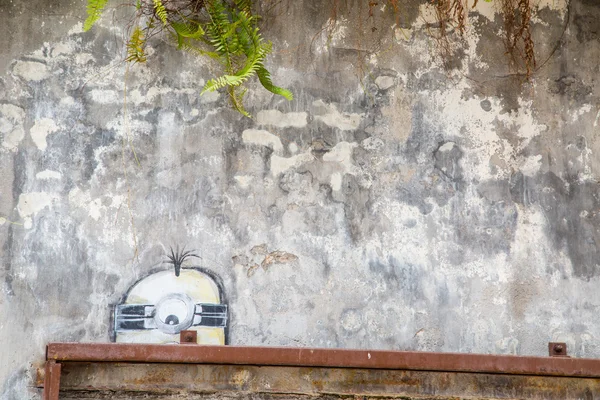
(234, 0, 252, 15)
(171, 20, 205, 50)
(177, 37, 221, 60)
(229, 86, 250, 117)
(171, 21, 205, 39)
(202, 38, 267, 93)
(126, 26, 147, 63)
(153, 0, 168, 25)
(200, 0, 291, 115)
(257, 66, 293, 100)
(230, 11, 271, 85)
(83, 0, 109, 31)
(205, 0, 235, 74)
(202, 74, 246, 93)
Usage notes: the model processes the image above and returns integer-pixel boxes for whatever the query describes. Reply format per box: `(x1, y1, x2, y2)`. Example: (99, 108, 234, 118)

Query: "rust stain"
(262, 251, 298, 270)
(45, 362, 600, 399)
(250, 244, 268, 255)
(47, 343, 600, 379)
(247, 264, 259, 277)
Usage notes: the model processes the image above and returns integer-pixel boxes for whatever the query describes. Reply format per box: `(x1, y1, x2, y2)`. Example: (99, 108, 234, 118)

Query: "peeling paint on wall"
(2, 0, 600, 398)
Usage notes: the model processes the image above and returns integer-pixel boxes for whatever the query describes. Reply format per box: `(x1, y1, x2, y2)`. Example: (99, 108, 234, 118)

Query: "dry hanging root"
(452, 0, 466, 35)
(500, 0, 536, 78)
(431, 0, 468, 68)
(427, 0, 535, 76)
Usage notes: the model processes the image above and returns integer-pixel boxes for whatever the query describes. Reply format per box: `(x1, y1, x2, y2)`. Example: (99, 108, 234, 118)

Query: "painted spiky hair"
(165, 245, 200, 277)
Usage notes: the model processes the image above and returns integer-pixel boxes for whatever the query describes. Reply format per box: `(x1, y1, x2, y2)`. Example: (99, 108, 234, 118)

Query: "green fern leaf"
(177, 37, 221, 60)
(205, 0, 236, 74)
(83, 0, 109, 31)
(171, 21, 205, 39)
(171, 20, 205, 50)
(202, 75, 246, 93)
(228, 86, 250, 117)
(153, 0, 168, 25)
(201, 0, 291, 115)
(126, 26, 147, 64)
(256, 66, 293, 100)
(234, 0, 252, 15)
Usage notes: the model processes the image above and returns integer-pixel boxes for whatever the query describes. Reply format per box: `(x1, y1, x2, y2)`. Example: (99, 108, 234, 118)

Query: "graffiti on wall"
(113, 247, 228, 344)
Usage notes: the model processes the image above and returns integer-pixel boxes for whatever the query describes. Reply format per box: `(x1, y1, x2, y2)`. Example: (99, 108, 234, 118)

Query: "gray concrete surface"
(2, 0, 600, 398)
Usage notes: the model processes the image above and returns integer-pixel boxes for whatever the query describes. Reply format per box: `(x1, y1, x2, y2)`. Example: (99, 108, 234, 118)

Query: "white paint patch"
(69, 187, 125, 222)
(0, 104, 26, 151)
(60, 96, 76, 107)
(89, 90, 119, 104)
(572, 104, 592, 122)
(288, 142, 299, 154)
(508, 99, 548, 149)
(36, 170, 62, 180)
(313, 100, 362, 131)
(52, 42, 73, 57)
(234, 175, 253, 189)
(473, 0, 497, 21)
(330, 172, 343, 191)
(394, 27, 412, 42)
(75, 53, 95, 65)
(375, 76, 395, 90)
(0, 104, 25, 124)
(17, 192, 59, 218)
(521, 155, 543, 177)
(200, 91, 220, 103)
(323, 141, 359, 175)
(88, 198, 103, 221)
(68, 187, 91, 209)
(271, 152, 314, 176)
(30, 118, 59, 151)
(129, 89, 145, 106)
(12, 60, 50, 81)
(1, 126, 24, 152)
(146, 86, 173, 102)
(242, 129, 284, 153)
(256, 110, 308, 128)
(475, 0, 567, 21)
(438, 142, 455, 152)
(361, 137, 384, 151)
(68, 23, 84, 35)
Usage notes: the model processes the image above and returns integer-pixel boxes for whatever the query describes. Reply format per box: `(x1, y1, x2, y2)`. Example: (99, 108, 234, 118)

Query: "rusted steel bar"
(46, 363, 600, 399)
(42, 360, 61, 400)
(47, 343, 600, 378)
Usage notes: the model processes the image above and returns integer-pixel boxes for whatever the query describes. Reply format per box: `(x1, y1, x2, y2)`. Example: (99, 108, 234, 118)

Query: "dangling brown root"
(500, 0, 536, 78)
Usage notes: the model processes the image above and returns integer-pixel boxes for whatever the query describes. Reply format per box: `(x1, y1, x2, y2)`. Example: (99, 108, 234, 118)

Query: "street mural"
(113, 248, 228, 344)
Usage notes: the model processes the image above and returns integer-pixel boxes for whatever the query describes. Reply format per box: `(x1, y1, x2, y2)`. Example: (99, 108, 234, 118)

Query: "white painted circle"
(154, 293, 195, 334)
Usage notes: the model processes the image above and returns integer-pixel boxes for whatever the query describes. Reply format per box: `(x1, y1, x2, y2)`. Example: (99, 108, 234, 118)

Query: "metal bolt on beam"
(180, 330, 197, 344)
(549, 342, 569, 358)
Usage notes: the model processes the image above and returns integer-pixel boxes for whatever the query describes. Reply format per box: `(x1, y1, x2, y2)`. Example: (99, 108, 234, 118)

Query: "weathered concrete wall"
(2, 0, 600, 398)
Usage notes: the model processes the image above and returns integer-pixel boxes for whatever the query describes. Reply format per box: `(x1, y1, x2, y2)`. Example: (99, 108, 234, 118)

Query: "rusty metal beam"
(47, 343, 600, 378)
(47, 362, 600, 399)
(42, 360, 61, 400)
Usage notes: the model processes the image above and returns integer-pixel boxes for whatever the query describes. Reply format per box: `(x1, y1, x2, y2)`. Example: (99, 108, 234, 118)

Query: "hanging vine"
(83, 0, 539, 116)
(499, 0, 536, 76)
(84, 0, 292, 117)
